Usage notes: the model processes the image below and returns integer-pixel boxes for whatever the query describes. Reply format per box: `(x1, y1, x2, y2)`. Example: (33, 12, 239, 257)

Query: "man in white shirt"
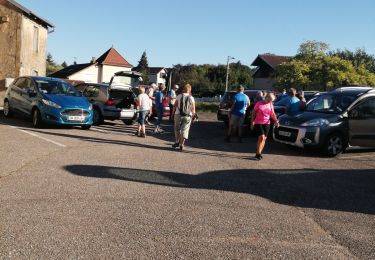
(136, 86, 152, 137)
(168, 84, 179, 122)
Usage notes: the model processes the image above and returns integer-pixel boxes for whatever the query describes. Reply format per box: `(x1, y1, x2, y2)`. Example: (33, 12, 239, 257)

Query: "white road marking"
(9, 126, 66, 148)
(339, 154, 375, 160)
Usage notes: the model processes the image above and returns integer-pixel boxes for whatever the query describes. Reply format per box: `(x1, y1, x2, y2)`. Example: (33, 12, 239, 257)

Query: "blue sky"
(17, 0, 375, 67)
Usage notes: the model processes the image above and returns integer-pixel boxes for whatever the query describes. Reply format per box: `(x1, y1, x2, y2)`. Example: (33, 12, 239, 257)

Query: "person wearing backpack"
(171, 84, 196, 151)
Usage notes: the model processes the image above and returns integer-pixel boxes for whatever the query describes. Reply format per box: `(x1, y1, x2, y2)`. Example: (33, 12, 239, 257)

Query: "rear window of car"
(245, 92, 258, 103)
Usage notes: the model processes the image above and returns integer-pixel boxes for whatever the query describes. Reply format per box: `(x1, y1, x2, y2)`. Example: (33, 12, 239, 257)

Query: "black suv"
(274, 86, 375, 156)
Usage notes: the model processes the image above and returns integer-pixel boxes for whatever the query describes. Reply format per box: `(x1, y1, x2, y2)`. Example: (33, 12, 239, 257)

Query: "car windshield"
(306, 94, 355, 113)
(36, 80, 79, 96)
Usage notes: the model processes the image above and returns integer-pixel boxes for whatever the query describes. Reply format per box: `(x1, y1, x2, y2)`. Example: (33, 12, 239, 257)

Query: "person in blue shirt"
(225, 85, 250, 142)
(285, 88, 302, 116)
(154, 84, 166, 133)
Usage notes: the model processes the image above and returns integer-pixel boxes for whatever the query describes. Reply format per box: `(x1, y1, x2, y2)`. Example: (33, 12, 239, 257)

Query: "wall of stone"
(0, 3, 22, 83)
(19, 16, 48, 77)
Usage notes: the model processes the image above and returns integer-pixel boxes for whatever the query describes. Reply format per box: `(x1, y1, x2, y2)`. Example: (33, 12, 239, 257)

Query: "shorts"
(230, 114, 245, 127)
(138, 110, 149, 125)
(254, 124, 270, 137)
(174, 114, 192, 140)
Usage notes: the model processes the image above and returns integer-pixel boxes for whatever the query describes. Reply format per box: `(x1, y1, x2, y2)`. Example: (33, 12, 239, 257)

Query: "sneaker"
(172, 143, 179, 148)
(135, 130, 140, 136)
(140, 133, 146, 138)
(254, 154, 262, 160)
(179, 145, 184, 151)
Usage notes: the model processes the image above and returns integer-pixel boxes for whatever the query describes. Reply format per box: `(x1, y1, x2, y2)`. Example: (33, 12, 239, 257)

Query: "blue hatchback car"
(3, 76, 93, 129)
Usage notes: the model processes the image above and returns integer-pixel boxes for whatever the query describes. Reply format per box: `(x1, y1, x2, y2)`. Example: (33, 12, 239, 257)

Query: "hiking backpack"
(179, 95, 193, 116)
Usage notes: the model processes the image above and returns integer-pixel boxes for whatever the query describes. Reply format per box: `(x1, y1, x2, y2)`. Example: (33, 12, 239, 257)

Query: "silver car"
(75, 71, 142, 125)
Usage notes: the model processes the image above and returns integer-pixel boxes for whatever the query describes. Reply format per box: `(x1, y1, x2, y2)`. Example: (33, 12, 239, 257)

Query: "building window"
(33, 26, 39, 53)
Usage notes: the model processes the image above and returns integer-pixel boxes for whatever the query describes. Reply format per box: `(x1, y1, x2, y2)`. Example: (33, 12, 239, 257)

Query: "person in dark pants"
(168, 84, 178, 122)
(154, 84, 166, 133)
(225, 85, 250, 143)
(251, 92, 280, 160)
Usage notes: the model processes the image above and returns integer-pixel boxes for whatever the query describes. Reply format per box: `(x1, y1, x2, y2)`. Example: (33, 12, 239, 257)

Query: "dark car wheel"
(122, 120, 135, 125)
(93, 107, 103, 125)
(3, 100, 12, 117)
(81, 125, 91, 130)
(32, 108, 43, 128)
(324, 133, 347, 157)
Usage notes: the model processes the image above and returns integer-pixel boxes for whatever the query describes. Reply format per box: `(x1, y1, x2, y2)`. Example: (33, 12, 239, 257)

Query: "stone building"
(0, 0, 54, 104)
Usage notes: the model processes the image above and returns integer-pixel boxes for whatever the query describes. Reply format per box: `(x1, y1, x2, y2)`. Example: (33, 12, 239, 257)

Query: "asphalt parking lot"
(0, 112, 374, 259)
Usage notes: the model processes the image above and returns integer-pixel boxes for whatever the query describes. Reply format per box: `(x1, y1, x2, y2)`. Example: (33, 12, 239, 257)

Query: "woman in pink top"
(251, 92, 280, 160)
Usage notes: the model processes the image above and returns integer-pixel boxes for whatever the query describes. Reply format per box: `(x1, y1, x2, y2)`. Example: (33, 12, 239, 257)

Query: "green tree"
(297, 40, 329, 59)
(46, 53, 63, 76)
(329, 48, 375, 73)
(136, 51, 149, 84)
(275, 41, 375, 91)
(61, 61, 68, 68)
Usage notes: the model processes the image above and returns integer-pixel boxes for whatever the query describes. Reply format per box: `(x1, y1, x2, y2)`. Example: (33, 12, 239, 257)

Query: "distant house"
(0, 0, 54, 103)
(133, 67, 168, 86)
(50, 47, 133, 83)
(251, 54, 290, 90)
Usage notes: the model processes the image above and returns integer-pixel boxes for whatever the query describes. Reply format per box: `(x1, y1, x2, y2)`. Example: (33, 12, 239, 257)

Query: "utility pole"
(225, 56, 235, 92)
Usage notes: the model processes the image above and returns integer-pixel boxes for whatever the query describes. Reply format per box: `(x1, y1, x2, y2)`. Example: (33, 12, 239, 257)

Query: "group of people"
(225, 86, 306, 160)
(224, 85, 280, 160)
(135, 81, 306, 159)
(135, 83, 196, 151)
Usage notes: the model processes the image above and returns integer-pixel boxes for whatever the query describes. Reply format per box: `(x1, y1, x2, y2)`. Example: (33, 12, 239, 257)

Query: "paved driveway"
(0, 112, 374, 259)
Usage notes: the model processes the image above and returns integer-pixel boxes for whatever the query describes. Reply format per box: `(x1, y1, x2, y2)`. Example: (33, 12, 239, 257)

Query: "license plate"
(279, 130, 291, 137)
(68, 116, 85, 121)
(121, 110, 135, 118)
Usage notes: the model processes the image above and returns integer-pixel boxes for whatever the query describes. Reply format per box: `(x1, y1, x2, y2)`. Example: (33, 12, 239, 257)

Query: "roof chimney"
(91, 57, 96, 63)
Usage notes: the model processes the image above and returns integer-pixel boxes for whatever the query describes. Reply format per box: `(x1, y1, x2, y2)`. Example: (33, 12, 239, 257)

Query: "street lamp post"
(225, 56, 235, 92)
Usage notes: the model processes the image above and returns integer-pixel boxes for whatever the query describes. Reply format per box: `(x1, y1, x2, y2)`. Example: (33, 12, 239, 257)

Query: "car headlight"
(42, 99, 61, 109)
(88, 104, 93, 110)
(301, 118, 330, 127)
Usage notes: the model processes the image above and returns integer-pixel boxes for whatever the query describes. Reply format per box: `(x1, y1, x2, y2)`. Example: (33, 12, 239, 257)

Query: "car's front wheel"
(3, 100, 13, 117)
(32, 108, 43, 128)
(93, 107, 103, 125)
(324, 133, 347, 157)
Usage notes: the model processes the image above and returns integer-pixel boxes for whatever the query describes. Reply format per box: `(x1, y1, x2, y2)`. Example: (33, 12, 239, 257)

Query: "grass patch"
(195, 102, 219, 113)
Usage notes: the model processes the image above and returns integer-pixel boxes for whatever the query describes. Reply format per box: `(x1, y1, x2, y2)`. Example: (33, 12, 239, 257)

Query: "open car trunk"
(109, 89, 135, 109)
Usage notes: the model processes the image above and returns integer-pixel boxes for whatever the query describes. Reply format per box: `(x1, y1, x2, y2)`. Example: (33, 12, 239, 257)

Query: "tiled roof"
(96, 47, 132, 67)
(49, 63, 92, 78)
(251, 55, 290, 69)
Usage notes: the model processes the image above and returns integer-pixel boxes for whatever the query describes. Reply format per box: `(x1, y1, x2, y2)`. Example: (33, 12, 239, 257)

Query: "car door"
(21, 79, 38, 115)
(11, 78, 27, 113)
(348, 97, 375, 147)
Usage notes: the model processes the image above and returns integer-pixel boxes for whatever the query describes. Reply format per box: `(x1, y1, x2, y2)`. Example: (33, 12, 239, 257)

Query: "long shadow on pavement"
(64, 165, 375, 215)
